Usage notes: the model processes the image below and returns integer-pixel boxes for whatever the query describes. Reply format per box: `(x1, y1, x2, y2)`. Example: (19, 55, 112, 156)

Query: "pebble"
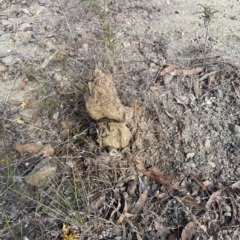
(0, 65, 6, 72)
(53, 73, 62, 82)
(38, 0, 45, 6)
(114, 236, 122, 240)
(234, 125, 240, 134)
(208, 161, 216, 168)
(214, 89, 223, 99)
(25, 159, 56, 187)
(2, 56, 19, 66)
(18, 23, 32, 31)
(205, 139, 211, 148)
(186, 152, 195, 159)
(0, 33, 11, 41)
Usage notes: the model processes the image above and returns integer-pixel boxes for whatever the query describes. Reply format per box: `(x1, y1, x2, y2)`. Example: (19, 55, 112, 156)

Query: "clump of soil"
(84, 68, 133, 123)
(84, 68, 133, 148)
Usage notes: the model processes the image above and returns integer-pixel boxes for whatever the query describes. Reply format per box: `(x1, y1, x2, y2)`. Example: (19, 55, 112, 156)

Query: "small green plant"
(196, 4, 219, 67)
(100, 24, 117, 51)
(84, 0, 116, 51)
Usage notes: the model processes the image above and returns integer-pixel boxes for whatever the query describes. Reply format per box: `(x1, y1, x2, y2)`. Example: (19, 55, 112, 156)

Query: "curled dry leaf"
(41, 144, 54, 157)
(116, 200, 134, 225)
(194, 79, 200, 99)
(175, 96, 189, 109)
(231, 180, 240, 190)
(199, 71, 217, 81)
(205, 189, 223, 210)
(171, 67, 203, 77)
(181, 222, 195, 240)
(180, 196, 206, 211)
(14, 143, 54, 156)
(134, 160, 173, 188)
(130, 186, 149, 214)
(160, 65, 177, 76)
(56, 40, 66, 61)
(14, 143, 44, 155)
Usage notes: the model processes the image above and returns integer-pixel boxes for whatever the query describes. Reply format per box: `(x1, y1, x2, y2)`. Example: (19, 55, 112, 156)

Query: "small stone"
(205, 139, 211, 148)
(20, 108, 41, 123)
(208, 161, 216, 168)
(214, 89, 223, 99)
(234, 125, 240, 134)
(25, 158, 56, 187)
(53, 73, 62, 82)
(1, 55, 20, 66)
(186, 152, 195, 159)
(18, 23, 32, 31)
(0, 33, 11, 41)
(0, 65, 6, 72)
(38, 0, 45, 6)
(122, 41, 131, 48)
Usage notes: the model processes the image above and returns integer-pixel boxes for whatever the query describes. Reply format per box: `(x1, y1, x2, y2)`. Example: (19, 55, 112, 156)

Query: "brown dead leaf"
(166, 233, 176, 240)
(12, 78, 28, 91)
(134, 160, 172, 187)
(175, 96, 189, 109)
(150, 82, 164, 91)
(194, 79, 200, 99)
(130, 186, 149, 214)
(232, 81, 240, 99)
(41, 144, 54, 157)
(181, 222, 195, 240)
(72, 86, 81, 96)
(160, 64, 177, 76)
(171, 67, 203, 77)
(116, 199, 134, 225)
(180, 196, 206, 211)
(231, 181, 240, 190)
(56, 40, 66, 61)
(60, 129, 69, 141)
(139, 38, 144, 54)
(14, 143, 44, 155)
(41, 50, 58, 69)
(190, 173, 211, 195)
(205, 189, 222, 210)
(199, 71, 217, 81)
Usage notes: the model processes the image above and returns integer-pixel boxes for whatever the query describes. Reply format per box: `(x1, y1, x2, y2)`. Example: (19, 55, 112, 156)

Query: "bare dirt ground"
(0, 0, 240, 239)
